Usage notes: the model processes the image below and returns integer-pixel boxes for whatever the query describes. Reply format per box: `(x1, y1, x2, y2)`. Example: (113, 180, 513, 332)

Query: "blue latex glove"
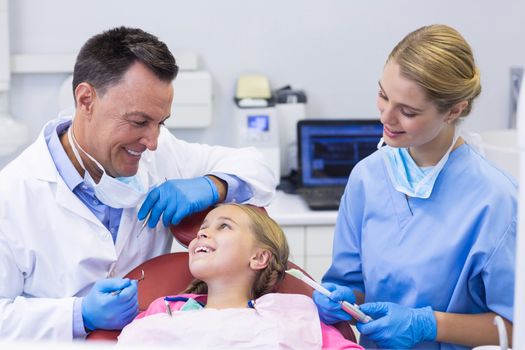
(138, 176, 219, 227)
(312, 282, 356, 324)
(356, 302, 437, 349)
(81, 278, 138, 331)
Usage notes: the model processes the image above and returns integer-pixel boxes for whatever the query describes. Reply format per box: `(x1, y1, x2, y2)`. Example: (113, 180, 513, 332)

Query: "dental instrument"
(139, 211, 152, 233)
(285, 268, 372, 323)
(138, 177, 168, 236)
(111, 269, 145, 296)
(165, 299, 172, 317)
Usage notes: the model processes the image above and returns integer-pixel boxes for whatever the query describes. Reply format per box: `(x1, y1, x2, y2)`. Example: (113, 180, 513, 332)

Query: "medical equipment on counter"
(234, 75, 280, 178)
(235, 74, 272, 103)
(275, 87, 307, 177)
(285, 268, 372, 323)
(0, 0, 28, 156)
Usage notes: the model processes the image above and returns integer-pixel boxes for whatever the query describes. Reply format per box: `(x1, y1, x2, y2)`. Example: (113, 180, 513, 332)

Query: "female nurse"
(313, 24, 516, 350)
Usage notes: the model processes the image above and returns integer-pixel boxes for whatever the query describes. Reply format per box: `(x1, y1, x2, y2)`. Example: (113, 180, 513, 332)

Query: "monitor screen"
(299, 120, 383, 186)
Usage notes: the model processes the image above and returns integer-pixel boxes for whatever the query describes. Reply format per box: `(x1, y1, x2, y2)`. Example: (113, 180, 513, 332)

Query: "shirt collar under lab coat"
(45, 118, 83, 192)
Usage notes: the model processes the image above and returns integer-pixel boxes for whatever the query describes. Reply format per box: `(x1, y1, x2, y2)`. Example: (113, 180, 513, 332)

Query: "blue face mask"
(68, 125, 149, 208)
(378, 130, 459, 199)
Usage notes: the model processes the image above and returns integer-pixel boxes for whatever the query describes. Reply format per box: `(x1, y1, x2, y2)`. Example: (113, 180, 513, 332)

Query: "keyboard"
(298, 186, 345, 210)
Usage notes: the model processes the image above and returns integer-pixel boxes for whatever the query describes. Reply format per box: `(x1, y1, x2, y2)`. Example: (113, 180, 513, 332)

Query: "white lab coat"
(0, 117, 276, 341)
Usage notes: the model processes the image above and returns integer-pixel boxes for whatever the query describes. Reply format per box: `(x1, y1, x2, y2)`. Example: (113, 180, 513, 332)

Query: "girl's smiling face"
(188, 205, 260, 283)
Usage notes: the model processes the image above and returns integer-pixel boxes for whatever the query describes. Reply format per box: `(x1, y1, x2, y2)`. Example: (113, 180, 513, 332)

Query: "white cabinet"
(282, 226, 306, 269)
(279, 225, 334, 282)
(305, 226, 335, 281)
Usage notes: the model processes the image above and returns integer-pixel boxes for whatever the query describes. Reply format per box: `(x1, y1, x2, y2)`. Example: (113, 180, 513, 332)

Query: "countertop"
(266, 190, 338, 226)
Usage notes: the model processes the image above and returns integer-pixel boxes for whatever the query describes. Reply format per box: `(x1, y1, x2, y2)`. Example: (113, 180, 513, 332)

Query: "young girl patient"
(118, 204, 362, 349)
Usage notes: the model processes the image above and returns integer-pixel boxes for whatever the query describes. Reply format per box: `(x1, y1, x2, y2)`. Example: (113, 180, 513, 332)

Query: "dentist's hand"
(138, 176, 220, 228)
(313, 282, 356, 324)
(82, 278, 138, 331)
(356, 302, 437, 349)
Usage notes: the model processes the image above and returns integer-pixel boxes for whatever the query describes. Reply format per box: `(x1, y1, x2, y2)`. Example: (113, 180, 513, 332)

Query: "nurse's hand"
(313, 282, 356, 324)
(138, 176, 220, 228)
(356, 302, 437, 349)
(82, 278, 138, 331)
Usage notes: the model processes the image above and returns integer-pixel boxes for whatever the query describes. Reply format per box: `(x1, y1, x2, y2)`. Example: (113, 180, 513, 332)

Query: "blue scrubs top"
(323, 144, 517, 350)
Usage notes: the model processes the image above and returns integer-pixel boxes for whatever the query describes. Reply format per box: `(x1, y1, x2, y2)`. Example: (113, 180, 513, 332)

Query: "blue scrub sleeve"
(480, 218, 516, 321)
(211, 173, 253, 204)
(322, 177, 365, 294)
(73, 297, 88, 338)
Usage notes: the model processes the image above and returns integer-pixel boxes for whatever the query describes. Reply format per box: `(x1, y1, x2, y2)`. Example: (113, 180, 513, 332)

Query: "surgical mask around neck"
(67, 125, 148, 208)
(378, 128, 460, 199)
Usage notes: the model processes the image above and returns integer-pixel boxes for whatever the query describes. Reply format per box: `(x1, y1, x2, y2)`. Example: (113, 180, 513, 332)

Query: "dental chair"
(87, 209, 356, 343)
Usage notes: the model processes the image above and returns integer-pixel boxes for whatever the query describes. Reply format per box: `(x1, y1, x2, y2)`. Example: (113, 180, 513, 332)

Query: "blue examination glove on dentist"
(357, 302, 437, 349)
(82, 278, 138, 331)
(313, 282, 356, 324)
(138, 176, 220, 228)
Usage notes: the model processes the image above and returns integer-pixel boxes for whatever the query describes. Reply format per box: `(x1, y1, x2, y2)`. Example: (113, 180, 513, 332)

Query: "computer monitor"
(297, 119, 384, 187)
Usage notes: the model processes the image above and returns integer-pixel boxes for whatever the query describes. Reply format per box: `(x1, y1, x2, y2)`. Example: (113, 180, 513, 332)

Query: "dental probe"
(285, 268, 372, 323)
(111, 269, 145, 296)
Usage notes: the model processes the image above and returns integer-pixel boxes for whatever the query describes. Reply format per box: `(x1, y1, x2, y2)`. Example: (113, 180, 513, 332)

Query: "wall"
(3, 0, 525, 168)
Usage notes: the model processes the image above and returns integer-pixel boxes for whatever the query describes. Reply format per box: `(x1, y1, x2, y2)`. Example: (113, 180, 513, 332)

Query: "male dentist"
(0, 26, 275, 340)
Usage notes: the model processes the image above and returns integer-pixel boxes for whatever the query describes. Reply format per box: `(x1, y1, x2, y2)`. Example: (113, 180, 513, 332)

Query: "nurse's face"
(377, 60, 450, 152)
(77, 61, 173, 178)
(188, 205, 260, 283)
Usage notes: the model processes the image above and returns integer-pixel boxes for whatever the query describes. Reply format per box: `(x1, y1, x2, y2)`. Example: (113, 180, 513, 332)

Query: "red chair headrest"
(170, 209, 211, 248)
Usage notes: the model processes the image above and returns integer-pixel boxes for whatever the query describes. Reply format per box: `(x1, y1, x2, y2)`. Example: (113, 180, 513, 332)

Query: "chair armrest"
(86, 329, 119, 341)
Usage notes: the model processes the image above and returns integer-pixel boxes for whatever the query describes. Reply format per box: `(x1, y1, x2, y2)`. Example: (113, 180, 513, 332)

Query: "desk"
(267, 191, 338, 282)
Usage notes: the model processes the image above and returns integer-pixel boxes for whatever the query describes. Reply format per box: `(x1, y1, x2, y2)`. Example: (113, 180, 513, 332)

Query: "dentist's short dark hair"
(72, 26, 178, 98)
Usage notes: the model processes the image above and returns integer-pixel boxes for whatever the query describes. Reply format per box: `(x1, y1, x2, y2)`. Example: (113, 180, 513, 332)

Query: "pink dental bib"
(118, 293, 323, 349)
